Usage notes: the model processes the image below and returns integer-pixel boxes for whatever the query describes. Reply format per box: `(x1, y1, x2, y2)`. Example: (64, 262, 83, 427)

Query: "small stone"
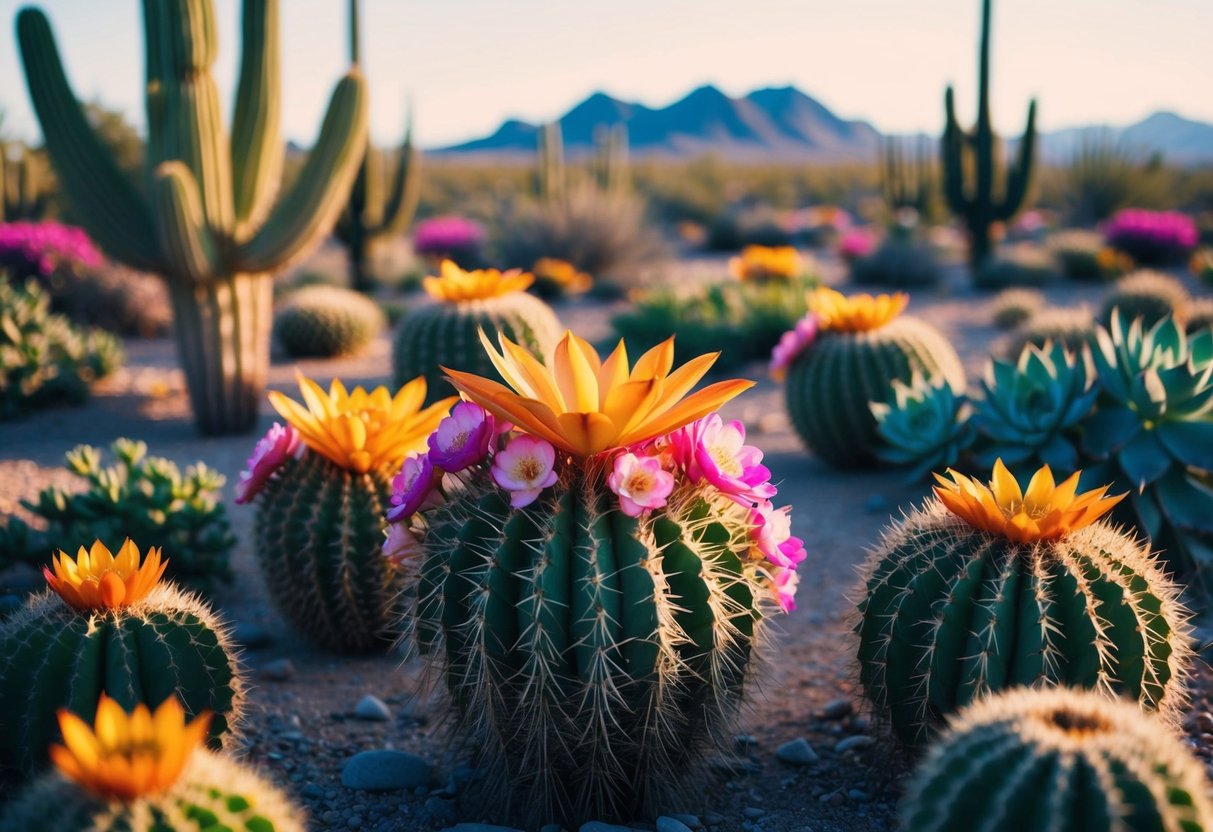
(669, 814, 701, 829)
(233, 621, 273, 649)
(301, 783, 324, 800)
(702, 812, 726, 826)
(579, 823, 633, 832)
(354, 695, 392, 722)
(742, 807, 765, 819)
(834, 735, 874, 753)
(442, 825, 525, 832)
(735, 734, 758, 753)
(776, 738, 819, 766)
(342, 750, 432, 791)
(424, 796, 457, 825)
(259, 659, 295, 681)
(657, 817, 694, 832)
(819, 698, 853, 720)
(848, 789, 871, 802)
(864, 494, 889, 513)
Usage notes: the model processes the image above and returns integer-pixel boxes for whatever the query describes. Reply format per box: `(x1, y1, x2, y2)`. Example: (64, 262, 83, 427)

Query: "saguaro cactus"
(880, 135, 934, 219)
(16, 0, 368, 435)
(536, 121, 566, 203)
(0, 143, 48, 222)
(593, 122, 629, 193)
(334, 0, 421, 292)
(942, 0, 1037, 271)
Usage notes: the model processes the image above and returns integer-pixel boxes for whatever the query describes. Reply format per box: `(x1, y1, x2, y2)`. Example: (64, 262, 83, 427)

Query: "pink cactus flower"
(428, 401, 495, 471)
(382, 523, 423, 569)
(491, 434, 559, 508)
(386, 453, 443, 523)
(608, 452, 676, 517)
(769, 313, 818, 381)
(234, 422, 301, 504)
(751, 502, 806, 568)
(770, 565, 800, 612)
(670, 414, 775, 506)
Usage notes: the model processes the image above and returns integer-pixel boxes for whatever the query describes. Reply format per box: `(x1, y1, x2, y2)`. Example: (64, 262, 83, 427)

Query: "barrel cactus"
(0, 695, 304, 832)
(782, 287, 965, 468)
(392, 260, 562, 404)
(388, 330, 802, 828)
(238, 376, 454, 652)
(872, 372, 975, 481)
(0, 539, 244, 779)
(1004, 306, 1097, 359)
(857, 460, 1191, 747)
(1100, 270, 1191, 328)
(990, 288, 1044, 330)
(902, 687, 1213, 832)
(273, 284, 384, 358)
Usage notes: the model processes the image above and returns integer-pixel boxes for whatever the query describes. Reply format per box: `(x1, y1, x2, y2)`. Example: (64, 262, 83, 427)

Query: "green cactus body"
(17, 1, 368, 435)
(872, 372, 975, 481)
(273, 285, 385, 358)
(410, 467, 771, 828)
(1004, 306, 1096, 359)
(901, 687, 1213, 832)
(392, 293, 561, 404)
(990, 288, 1045, 330)
(593, 123, 630, 194)
(881, 135, 936, 219)
(856, 501, 1191, 748)
(785, 316, 964, 468)
(0, 585, 243, 779)
(0, 750, 304, 832)
(942, 0, 1037, 271)
(1100, 270, 1192, 328)
(254, 453, 398, 653)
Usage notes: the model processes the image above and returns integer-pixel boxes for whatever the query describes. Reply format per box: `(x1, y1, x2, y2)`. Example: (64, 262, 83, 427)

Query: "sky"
(0, 0, 1211, 149)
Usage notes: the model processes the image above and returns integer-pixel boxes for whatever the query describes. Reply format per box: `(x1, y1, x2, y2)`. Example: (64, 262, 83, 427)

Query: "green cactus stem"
(881, 135, 935, 220)
(536, 121, 566, 203)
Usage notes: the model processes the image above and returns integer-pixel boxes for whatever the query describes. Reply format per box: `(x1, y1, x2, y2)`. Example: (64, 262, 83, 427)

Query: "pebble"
(742, 807, 765, 819)
(341, 750, 433, 791)
(848, 788, 871, 802)
(259, 658, 295, 681)
(442, 825, 525, 832)
(668, 814, 701, 829)
(353, 695, 392, 722)
(834, 735, 874, 753)
(776, 738, 819, 766)
(300, 783, 324, 799)
(579, 823, 633, 832)
(819, 698, 853, 720)
(424, 796, 457, 825)
(702, 812, 726, 826)
(657, 817, 694, 832)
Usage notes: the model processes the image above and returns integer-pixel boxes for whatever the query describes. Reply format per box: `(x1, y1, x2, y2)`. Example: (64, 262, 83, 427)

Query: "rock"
(233, 621, 273, 649)
(259, 658, 295, 681)
(300, 783, 324, 800)
(539, 825, 564, 832)
(819, 698, 853, 720)
(834, 735, 874, 754)
(668, 815, 701, 829)
(657, 817, 694, 832)
(341, 750, 432, 791)
(776, 738, 819, 766)
(848, 788, 871, 802)
(353, 694, 392, 722)
(702, 812, 726, 827)
(743, 807, 765, 819)
(442, 826, 525, 832)
(579, 823, 633, 832)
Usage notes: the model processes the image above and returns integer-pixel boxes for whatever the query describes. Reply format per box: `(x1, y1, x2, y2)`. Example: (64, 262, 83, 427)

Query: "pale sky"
(1, 0, 1210, 149)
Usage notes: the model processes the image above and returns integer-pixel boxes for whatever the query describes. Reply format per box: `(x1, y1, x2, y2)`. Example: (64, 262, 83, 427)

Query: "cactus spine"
(942, 0, 1037, 271)
(0, 585, 244, 778)
(0, 142, 49, 222)
(334, 0, 422, 293)
(16, 1, 368, 435)
(901, 687, 1213, 832)
(881, 135, 935, 218)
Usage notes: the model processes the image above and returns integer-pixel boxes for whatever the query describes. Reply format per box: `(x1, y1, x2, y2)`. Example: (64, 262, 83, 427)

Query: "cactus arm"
(941, 87, 969, 213)
(151, 161, 222, 285)
(15, 8, 164, 272)
(237, 71, 368, 273)
(142, 0, 168, 169)
(230, 0, 283, 234)
(379, 108, 421, 237)
(997, 99, 1037, 221)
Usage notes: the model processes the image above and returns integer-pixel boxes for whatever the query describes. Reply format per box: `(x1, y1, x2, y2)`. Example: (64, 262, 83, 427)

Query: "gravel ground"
(1, 259, 1210, 832)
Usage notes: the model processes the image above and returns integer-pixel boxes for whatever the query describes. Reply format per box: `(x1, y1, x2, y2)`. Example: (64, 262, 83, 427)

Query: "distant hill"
(434, 85, 1213, 166)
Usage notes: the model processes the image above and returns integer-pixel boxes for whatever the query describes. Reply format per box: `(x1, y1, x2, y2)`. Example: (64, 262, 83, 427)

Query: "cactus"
(881, 135, 935, 219)
(1100, 269, 1191, 328)
(857, 462, 1192, 747)
(16, 1, 368, 435)
(1003, 305, 1096, 359)
(333, 0, 421, 292)
(0, 696, 302, 832)
(1048, 229, 1129, 281)
(0, 541, 244, 779)
(784, 288, 965, 468)
(593, 122, 630, 193)
(1188, 297, 1213, 333)
(273, 284, 384, 358)
(872, 372, 976, 482)
(901, 687, 1213, 832)
(536, 121, 566, 203)
(942, 0, 1037, 271)
(0, 143, 49, 222)
(990, 288, 1045, 329)
(392, 261, 561, 405)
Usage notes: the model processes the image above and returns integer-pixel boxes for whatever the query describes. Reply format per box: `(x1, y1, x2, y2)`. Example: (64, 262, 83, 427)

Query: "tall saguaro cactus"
(942, 0, 1037, 271)
(16, 0, 368, 435)
(334, 0, 421, 293)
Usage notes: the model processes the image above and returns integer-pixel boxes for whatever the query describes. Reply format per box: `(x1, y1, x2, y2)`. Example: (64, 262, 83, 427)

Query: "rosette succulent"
(872, 372, 975, 481)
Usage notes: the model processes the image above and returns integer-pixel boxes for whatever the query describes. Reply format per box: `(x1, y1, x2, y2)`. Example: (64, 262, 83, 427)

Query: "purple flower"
(769, 313, 818, 381)
(427, 401, 494, 471)
(412, 216, 486, 261)
(234, 422, 301, 504)
(0, 221, 102, 281)
(1104, 209, 1198, 266)
(386, 453, 442, 523)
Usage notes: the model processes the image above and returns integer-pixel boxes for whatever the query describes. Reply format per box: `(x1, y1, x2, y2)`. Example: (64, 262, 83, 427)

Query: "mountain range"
(436, 84, 1213, 166)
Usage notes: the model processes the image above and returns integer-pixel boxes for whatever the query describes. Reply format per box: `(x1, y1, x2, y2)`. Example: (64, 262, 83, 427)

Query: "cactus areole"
(16, 1, 369, 434)
(384, 330, 803, 827)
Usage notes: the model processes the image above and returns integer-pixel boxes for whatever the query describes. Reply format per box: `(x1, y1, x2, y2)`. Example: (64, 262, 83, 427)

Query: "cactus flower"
(423, 259, 534, 302)
(770, 313, 819, 381)
(808, 286, 908, 332)
(427, 401, 495, 471)
(769, 565, 800, 612)
(608, 452, 675, 517)
(383, 523, 424, 568)
(728, 245, 802, 281)
(750, 502, 806, 568)
(49, 694, 211, 801)
(234, 422, 301, 504)
(491, 434, 559, 508)
(387, 453, 443, 523)
(670, 414, 776, 506)
(43, 539, 167, 611)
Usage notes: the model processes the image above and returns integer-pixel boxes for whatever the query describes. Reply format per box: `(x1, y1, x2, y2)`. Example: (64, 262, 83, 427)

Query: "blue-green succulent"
(871, 371, 976, 481)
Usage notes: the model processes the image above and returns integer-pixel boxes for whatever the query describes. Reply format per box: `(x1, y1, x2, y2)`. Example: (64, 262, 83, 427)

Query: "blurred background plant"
(412, 215, 486, 269)
(1104, 208, 1199, 266)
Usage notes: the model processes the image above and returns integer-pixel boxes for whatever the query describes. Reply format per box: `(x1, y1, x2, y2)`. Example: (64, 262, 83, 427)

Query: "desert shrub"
(1046, 229, 1131, 281)
(1062, 131, 1170, 224)
(1191, 247, 1213, 285)
(1099, 269, 1191, 327)
(1104, 209, 1198, 266)
(705, 206, 793, 251)
(850, 239, 943, 288)
(529, 257, 592, 299)
(273, 285, 384, 358)
(975, 244, 1060, 289)
(413, 215, 486, 269)
(0, 439, 236, 593)
(990, 288, 1046, 330)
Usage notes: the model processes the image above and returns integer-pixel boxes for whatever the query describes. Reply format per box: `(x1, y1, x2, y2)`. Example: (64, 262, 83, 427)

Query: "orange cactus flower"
(729, 245, 803, 281)
(423, 259, 534, 302)
(808, 286, 908, 332)
(43, 539, 167, 611)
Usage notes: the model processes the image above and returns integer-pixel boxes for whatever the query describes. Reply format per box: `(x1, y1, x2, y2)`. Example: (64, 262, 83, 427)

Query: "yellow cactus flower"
(43, 539, 167, 611)
(808, 286, 907, 332)
(533, 258, 592, 294)
(444, 330, 753, 458)
(50, 695, 211, 801)
(269, 375, 456, 473)
(729, 245, 802, 281)
(934, 460, 1124, 544)
(422, 259, 534, 302)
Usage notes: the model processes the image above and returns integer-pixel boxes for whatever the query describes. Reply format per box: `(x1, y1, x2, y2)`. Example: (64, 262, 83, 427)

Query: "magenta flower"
(769, 313, 818, 381)
(234, 422, 301, 504)
(428, 401, 494, 471)
(608, 452, 675, 517)
(838, 228, 876, 262)
(670, 414, 775, 506)
(491, 434, 559, 508)
(382, 523, 423, 569)
(769, 565, 800, 612)
(386, 453, 443, 523)
(1104, 209, 1198, 266)
(751, 502, 806, 568)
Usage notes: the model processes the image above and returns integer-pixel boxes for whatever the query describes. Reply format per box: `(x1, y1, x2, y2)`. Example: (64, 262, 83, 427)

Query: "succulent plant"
(0, 695, 302, 832)
(529, 257, 592, 299)
(857, 461, 1191, 747)
(393, 330, 799, 828)
(392, 260, 561, 405)
(990, 288, 1045, 329)
(0, 540, 244, 779)
(901, 687, 1213, 832)
(1100, 269, 1191, 328)
(784, 288, 965, 468)
(872, 372, 976, 482)
(1083, 312, 1213, 578)
(273, 284, 385, 358)
(971, 340, 1098, 474)
(1003, 305, 1097, 359)
(0, 143, 50, 222)
(729, 244, 804, 282)
(974, 244, 1058, 289)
